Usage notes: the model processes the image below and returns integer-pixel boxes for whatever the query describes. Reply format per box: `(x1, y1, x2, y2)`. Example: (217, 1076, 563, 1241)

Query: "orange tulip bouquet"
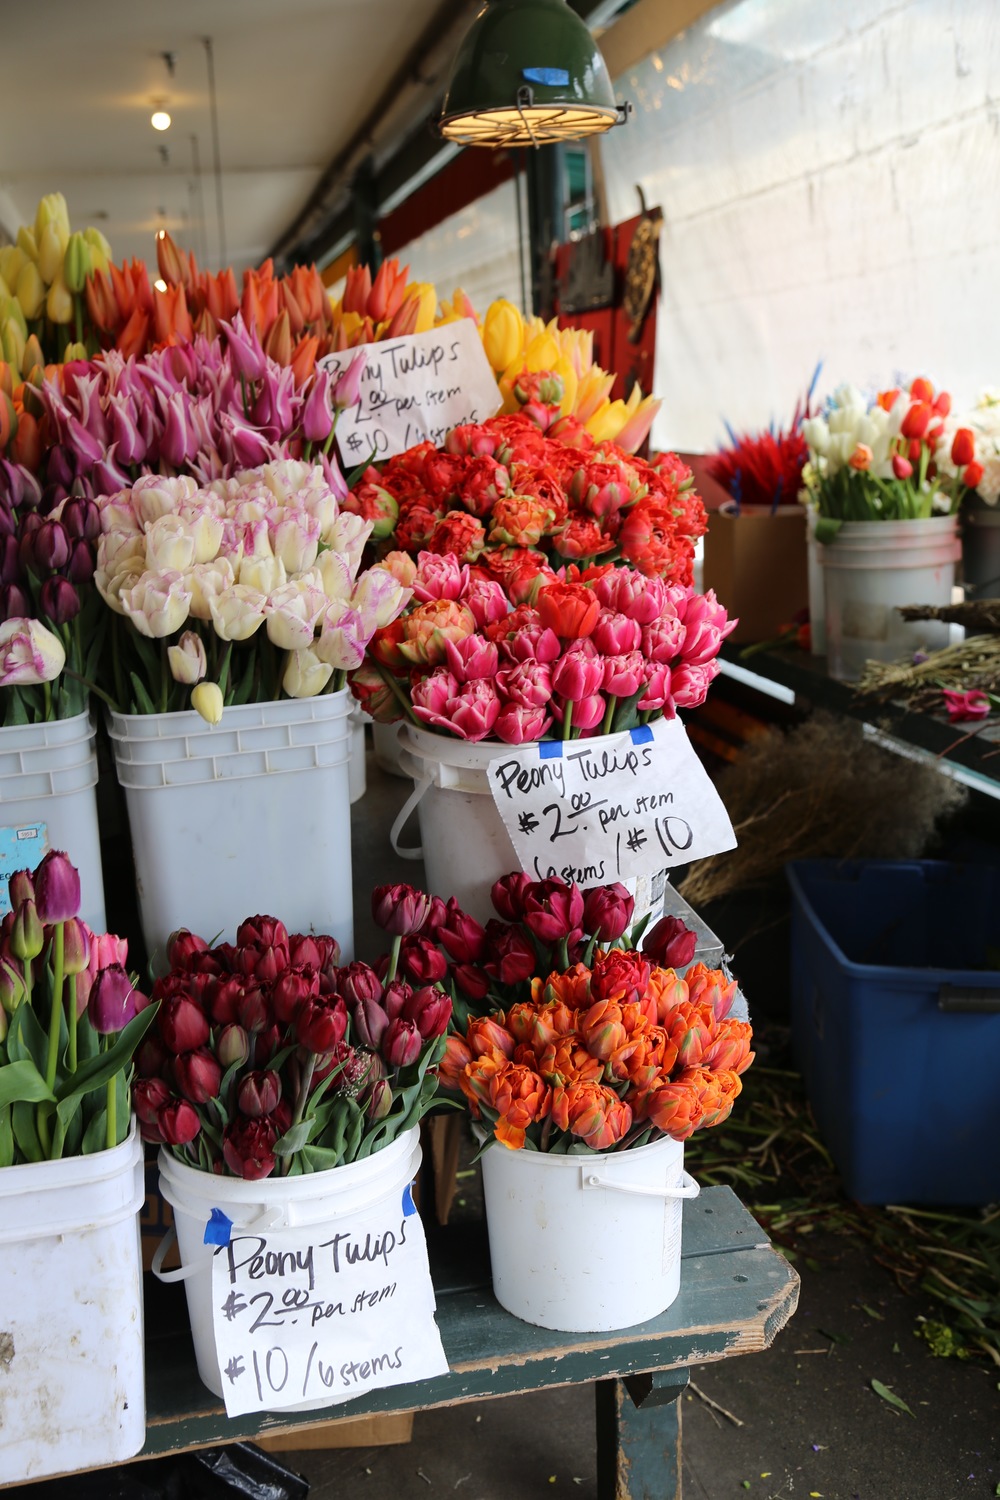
(431, 870, 754, 1155)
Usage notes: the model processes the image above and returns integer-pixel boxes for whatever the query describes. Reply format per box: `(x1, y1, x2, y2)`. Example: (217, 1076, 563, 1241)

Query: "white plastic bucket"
(805, 504, 826, 656)
(372, 720, 409, 778)
(961, 495, 1000, 598)
(107, 691, 354, 969)
(0, 1121, 146, 1482)
(821, 516, 960, 681)
(0, 711, 106, 932)
(481, 1134, 698, 1332)
(392, 723, 667, 928)
(154, 1127, 422, 1402)
(349, 705, 367, 805)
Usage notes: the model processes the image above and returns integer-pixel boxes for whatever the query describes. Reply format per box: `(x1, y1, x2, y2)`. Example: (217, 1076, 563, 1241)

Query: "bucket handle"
(150, 1203, 287, 1282)
(580, 1165, 700, 1201)
(389, 777, 430, 862)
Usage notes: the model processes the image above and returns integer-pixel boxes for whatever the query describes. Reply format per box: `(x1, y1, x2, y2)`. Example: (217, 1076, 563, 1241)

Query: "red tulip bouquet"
(133, 888, 453, 1181)
(0, 850, 157, 1163)
(428, 870, 753, 1154)
(350, 546, 735, 743)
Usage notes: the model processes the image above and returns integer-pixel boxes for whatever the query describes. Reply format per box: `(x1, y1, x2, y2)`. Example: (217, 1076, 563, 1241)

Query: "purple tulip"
(33, 850, 81, 924)
(0, 535, 20, 585)
(34, 519, 70, 572)
(224, 312, 267, 382)
(219, 411, 273, 468)
(332, 352, 366, 411)
(108, 396, 147, 466)
(302, 367, 334, 442)
(160, 392, 199, 467)
(40, 575, 81, 625)
(319, 450, 348, 502)
(47, 445, 77, 491)
(0, 583, 31, 621)
(88, 963, 148, 1034)
(66, 539, 95, 585)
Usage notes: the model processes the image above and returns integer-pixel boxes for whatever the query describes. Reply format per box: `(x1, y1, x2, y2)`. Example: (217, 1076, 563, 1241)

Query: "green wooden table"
(137, 1186, 798, 1500)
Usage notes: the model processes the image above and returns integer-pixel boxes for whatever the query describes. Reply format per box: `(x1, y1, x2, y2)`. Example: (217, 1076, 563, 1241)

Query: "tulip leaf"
(82, 1106, 108, 1155)
(54, 1004, 158, 1110)
(610, 684, 649, 736)
(274, 1118, 319, 1157)
(0, 1057, 56, 1108)
(871, 1379, 915, 1417)
(0, 1104, 13, 1168)
(814, 516, 843, 545)
(128, 673, 158, 716)
(7, 1000, 50, 1073)
(230, 653, 257, 707)
(11, 1100, 44, 1163)
(302, 1144, 346, 1172)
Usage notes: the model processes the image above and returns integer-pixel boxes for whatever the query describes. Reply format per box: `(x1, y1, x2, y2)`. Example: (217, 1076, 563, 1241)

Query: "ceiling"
(0, 0, 482, 277)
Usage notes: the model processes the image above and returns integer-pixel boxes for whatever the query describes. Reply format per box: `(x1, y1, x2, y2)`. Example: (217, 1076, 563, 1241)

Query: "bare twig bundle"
(854, 634, 1000, 706)
(677, 712, 966, 908)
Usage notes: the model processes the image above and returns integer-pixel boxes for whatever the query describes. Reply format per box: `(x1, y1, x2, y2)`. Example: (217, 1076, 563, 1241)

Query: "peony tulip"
(371, 883, 431, 937)
(159, 1099, 202, 1147)
(283, 646, 334, 698)
(582, 883, 635, 943)
(222, 1115, 277, 1178)
(167, 631, 208, 685)
(0, 617, 66, 685)
(209, 584, 268, 641)
(643, 914, 697, 970)
(174, 1047, 223, 1104)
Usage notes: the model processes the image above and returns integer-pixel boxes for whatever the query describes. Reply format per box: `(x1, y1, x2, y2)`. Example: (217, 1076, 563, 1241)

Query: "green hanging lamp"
(439, 0, 629, 147)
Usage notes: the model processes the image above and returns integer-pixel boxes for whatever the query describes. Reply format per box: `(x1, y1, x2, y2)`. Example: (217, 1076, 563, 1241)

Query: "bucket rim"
(107, 688, 352, 736)
(479, 1130, 684, 1173)
(0, 1117, 141, 1200)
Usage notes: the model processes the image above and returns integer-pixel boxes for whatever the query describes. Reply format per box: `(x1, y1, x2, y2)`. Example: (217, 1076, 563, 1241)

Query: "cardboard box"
(256, 1412, 415, 1451)
(702, 503, 809, 644)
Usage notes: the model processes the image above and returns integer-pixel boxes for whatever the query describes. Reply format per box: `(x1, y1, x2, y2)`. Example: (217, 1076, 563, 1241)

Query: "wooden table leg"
(595, 1369, 690, 1500)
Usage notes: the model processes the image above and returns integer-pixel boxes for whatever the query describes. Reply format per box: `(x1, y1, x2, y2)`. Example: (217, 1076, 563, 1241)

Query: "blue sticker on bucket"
(0, 822, 47, 918)
(539, 741, 563, 758)
(204, 1208, 233, 1246)
(630, 726, 654, 744)
(401, 1183, 417, 1217)
(523, 66, 570, 86)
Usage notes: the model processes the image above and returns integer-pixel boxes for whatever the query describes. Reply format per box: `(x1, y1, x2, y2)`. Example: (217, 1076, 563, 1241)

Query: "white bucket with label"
(391, 723, 666, 928)
(0, 1121, 146, 1483)
(481, 1134, 698, 1332)
(0, 710, 106, 932)
(107, 691, 354, 969)
(153, 1127, 422, 1403)
(821, 515, 960, 681)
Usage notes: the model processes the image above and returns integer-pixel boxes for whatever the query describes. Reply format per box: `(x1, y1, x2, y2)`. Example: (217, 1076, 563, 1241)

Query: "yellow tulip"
(16, 226, 38, 263)
(34, 192, 70, 243)
(481, 298, 524, 373)
(63, 232, 91, 294)
(46, 273, 73, 325)
(574, 366, 615, 422)
(20, 334, 44, 380)
(406, 282, 437, 335)
(587, 398, 632, 444)
(62, 341, 88, 363)
(83, 227, 113, 274)
(552, 353, 579, 417)
(1, 296, 27, 338)
(522, 328, 561, 374)
(37, 220, 68, 285)
(0, 246, 25, 289)
(1, 318, 25, 372)
(336, 308, 364, 342)
(191, 681, 224, 725)
(614, 392, 662, 454)
(0, 273, 8, 305)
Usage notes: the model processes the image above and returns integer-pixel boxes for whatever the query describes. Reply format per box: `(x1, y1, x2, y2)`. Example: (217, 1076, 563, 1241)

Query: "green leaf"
(814, 515, 843, 545)
(128, 672, 158, 716)
(54, 1004, 158, 1109)
(0, 1058, 56, 1108)
(11, 1100, 43, 1163)
(870, 1379, 914, 1417)
(8, 1000, 50, 1073)
(274, 1117, 319, 1157)
(609, 684, 648, 735)
(230, 653, 257, 707)
(0, 1104, 13, 1167)
(302, 1143, 346, 1171)
(82, 1106, 108, 1154)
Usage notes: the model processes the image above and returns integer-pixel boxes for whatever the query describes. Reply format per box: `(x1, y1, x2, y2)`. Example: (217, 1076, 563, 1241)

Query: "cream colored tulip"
(145, 515, 198, 572)
(191, 681, 224, 725)
(282, 646, 333, 698)
(208, 585, 268, 642)
(167, 631, 208, 685)
(119, 569, 192, 638)
(185, 559, 236, 621)
(264, 580, 327, 650)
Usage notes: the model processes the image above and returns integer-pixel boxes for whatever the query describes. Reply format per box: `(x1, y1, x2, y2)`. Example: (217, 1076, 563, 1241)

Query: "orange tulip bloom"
(203, 267, 240, 324)
(533, 962, 592, 1010)
(683, 964, 737, 1022)
(397, 599, 477, 666)
(438, 1033, 473, 1091)
(489, 1062, 551, 1150)
(551, 1080, 631, 1149)
(242, 259, 279, 339)
(264, 308, 293, 367)
(289, 334, 319, 387)
(382, 294, 420, 340)
(700, 1018, 754, 1075)
(153, 283, 194, 346)
(156, 230, 191, 289)
(579, 997, 627, 1062)
(11, 410, 41, 471)
(368, 258, 408, 324)
(467, 1014, 516, 1061)
(342, 264, 372, 316)
(116, 308, 150, 360)
(85, 268, 120, 333)
(460, 1054, 508, 1114)
(279, 279, 306, 337)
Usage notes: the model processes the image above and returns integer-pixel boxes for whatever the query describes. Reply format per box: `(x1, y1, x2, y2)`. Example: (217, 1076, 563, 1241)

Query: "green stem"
(67, 975, 78, 1072)
(106, 1075, 116, 1150)
(562, 698, 574, 741)
(385, 933, 402, 984)
(62, 666, 120, 712)
(600, 695, 615, 737)
(160, 641, 169, 713)
(44, 923, 65, 1093)
(43, 680, 51, 720)
(371, 656, 421, 725)
(281, 1052, 317, 1176)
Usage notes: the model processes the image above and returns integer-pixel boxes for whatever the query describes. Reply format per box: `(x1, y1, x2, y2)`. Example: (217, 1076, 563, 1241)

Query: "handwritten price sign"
(322, 320, 502, 465)
(487, 719, 737, 886)
(210, 1184, 448, 1416)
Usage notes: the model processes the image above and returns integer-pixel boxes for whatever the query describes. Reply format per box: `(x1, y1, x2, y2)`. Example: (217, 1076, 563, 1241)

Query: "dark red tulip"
(222, 1115, 278, 1179)
(159, 994, 210, 1054)
(158, 1099, 201, 1146)
(382, 1016, 422, 1069)
(371, 883, 431, 937)
(237, 1069, 282, 1117)
(174, 1046, 222, 1104)
(582, 883, 635, 943)
(642, 914, 698, 971)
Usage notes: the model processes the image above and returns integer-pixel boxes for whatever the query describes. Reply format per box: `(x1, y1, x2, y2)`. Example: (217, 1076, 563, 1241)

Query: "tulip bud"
(62, 341, 88, 363)
(481, 298, 523, 372)
(159, 995, 210, 1053)
(34, 193, 69, 243)
(7, 868, 34, 909)
(238, 1069, 282, 1117)
(371, 882, 431, 937)
(158, 1099, 201, 1146)
(40, 576, 81, 627)
(168, 630, 208, 685)
(643, 914, 698, 971)
(20, 334, 44, 381)
(62, 916, 92, 976)
(15, 261, 46, 321)
(33, 849, 81, 924)
(2, 318, 25, 373)
(191, 680, 224, 725)
(582, 883, 635, 943)
(216, 1023, 250, 1069)
(174, 1046, 222, 1104)
(16, 226, 38, 264)
(401, 984, 451, 1040)
(0, 956, 25, 1014)
(296, 994, 348, 1054)
(382, 1016, 422, 1070)
(351, 994, 389, 1049)
(37, 221, 69, 286)
(88, 963, 148, 1034)
(46, 274, 73, 325)
(133, 1076, 172, 1126)
(367, 1077, 392, 1120)
(83, 226, 113, 274)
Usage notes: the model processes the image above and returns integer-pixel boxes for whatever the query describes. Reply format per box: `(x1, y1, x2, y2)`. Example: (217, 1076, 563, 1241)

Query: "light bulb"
(154, 278, 168, 293)
(151, 110, 172, 132)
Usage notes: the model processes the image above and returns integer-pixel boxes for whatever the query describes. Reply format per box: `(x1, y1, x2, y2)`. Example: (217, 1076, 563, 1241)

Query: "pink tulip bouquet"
(0, 850, 157, 1164)
(92, 458, 411, 718)
(351, 549, 735, 743)
(134, 891, 453, 1179)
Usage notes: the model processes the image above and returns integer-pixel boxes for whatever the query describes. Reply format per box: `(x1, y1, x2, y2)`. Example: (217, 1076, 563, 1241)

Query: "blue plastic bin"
(786, 859, 1000, 1205)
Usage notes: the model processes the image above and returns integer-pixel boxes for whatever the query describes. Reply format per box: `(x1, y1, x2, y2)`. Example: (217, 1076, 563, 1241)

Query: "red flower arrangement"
(344, 412, 706, 584)
(351, 548, 735, 742)
(134, 896, 451, 1180)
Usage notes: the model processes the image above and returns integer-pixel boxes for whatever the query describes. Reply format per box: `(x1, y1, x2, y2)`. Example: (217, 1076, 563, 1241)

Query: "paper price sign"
(322, 319, 502, 465)
(210, 1183, 448, 1417)
(487, 718, 737, 886)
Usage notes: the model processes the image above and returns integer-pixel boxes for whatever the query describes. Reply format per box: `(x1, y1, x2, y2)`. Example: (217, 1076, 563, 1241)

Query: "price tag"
(210, 1182, 448, 1416)
(322, 320, 502, 464)
(486, 718, 737, 886)
(0, 822, 47, 916)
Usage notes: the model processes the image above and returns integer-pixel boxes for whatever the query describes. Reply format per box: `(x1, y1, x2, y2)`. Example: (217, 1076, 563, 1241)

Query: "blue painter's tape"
(204, 1208, 233, 1246)
(402, 1182, 417, 1217)
(630, 726, 654, 744)
(539, 741, 563, 758)
(523, 66, 570, 86)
